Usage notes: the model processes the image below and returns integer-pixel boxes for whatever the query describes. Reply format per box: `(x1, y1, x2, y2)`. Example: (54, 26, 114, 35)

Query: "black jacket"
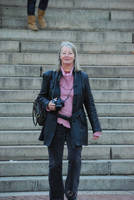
(38, 69, 102, 146)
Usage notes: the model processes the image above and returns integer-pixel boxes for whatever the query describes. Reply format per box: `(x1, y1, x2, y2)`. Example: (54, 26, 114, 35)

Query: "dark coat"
(38, 69, 102, 146)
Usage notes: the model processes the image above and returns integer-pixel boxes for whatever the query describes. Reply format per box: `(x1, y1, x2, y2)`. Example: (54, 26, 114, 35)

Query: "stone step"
(0, 145, 134, 160)
(19, 41, 134, 54)
(1, 65, 134, 78)
(0, 160, 134, 177)
(0, 145, 110, 161)
(0, 90, 134, 103)
(2, 7, 134, 21)
(1, 191, 134, 198)
(0, 116, 134, 130)
(111, 10, 134, 20)
(0, 191, 48, 197)
(0, 77, 41, 90)
(0, 90, 38, 103)
(0, 52, 134, 66)
(0, 103, 133, 117)
(0, 29, 132, 43)
(1, 7, 109, 20)
(93, 90, 134, 103)
(0, 65, 43, 77)
(0, 130, 134, 146)
(2, 16, 134, 31)
(0, 41, 19, 52)
(1, 77, 134, 90)
(1, 41, 134, 54)
(82, 66, 134, 78)
(1, 0, 134, 10)
(0, 175, 134, 192)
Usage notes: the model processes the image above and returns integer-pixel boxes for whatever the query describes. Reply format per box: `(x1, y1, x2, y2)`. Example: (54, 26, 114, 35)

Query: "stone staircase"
(0, 0, 134, 196)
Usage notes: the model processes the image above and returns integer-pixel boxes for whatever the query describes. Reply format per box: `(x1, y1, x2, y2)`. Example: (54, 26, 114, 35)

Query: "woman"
(38, 41, 102, 200)
(27, 0, 49, 31)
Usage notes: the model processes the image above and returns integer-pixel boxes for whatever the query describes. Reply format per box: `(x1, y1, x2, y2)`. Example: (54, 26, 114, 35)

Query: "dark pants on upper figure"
(48, 124, 82, 200)
(27, 0, 49, 15)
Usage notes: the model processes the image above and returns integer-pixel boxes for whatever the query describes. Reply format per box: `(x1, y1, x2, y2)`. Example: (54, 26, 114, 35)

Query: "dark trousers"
(48, 124, 82, 200)
(27, 0, 49, 15)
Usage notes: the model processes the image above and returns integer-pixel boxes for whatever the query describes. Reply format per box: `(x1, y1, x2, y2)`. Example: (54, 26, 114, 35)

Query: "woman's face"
(60, 46, 75, 66)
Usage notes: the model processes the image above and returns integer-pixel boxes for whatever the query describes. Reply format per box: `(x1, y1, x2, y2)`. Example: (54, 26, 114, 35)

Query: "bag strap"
(51, 71, 59, 99)
(32, 101, 38, 126)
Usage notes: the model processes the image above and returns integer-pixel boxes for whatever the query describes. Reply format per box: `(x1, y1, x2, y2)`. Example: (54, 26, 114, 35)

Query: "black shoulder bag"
(32, 97, 46, 126)
(32, 71, 56, 126)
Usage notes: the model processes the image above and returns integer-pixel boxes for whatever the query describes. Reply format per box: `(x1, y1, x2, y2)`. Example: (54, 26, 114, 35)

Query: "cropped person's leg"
(27, 0, 38, 31)
(48, 124, 66, 200)
(38, 0, 49, 29)
(39, 0, 49, 10)
(27, 0, 36, 15)
(65, 138, 82, 200)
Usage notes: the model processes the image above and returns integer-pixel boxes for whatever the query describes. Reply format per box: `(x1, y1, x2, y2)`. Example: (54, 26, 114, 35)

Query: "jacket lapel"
(72, 71, 79, 113)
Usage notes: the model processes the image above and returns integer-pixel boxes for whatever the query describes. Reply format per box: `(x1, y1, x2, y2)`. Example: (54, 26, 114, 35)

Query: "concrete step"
(0, 77, 41, 90)
(0, 52, 134, 66)
(0, 103, 133, 117)
(0, 130, 134, 146)
(2, 16, 134, 31)
(93, 90, 134, 103)
(1, 40, 134, 54)
(0, 90, 38, 103)
(1, 77, 134, 90)
(0, 29, 132, 43)
(0, 160, 134, 177)
(0, 65, 43, 77)
(0, 116, 134, 130)
(1, 191, 134, 198)
(0, 175, 134, 192)
(111, 10, 134, 20)
(1, 65, 134, 78)
(82, 66, 134, 78)
(0, 145, 134, 161)
(0, 90, 134, 103)
(1, 7, 109, 20)
(20, 42, 134, 54)
(0, 191, 134, 200)
(0, 145, 110, 161)
(1, 0, 134, 10)
(0, 41, 19, 52)
(2, 7, 134, 21)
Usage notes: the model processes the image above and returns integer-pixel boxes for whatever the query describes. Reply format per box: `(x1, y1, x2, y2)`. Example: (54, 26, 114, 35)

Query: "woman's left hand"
(92, 132, 102, 140)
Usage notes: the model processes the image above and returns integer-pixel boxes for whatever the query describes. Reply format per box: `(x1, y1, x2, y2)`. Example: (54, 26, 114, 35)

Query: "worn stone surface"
(1, 130, 134, 146)
(0, 194, 134, 200)
(1, 77, 134, 90)
(0, 116, 134, 130)
(0, 29, 132, 43)
(1, 65, 134, 78)
(1, 176, 134, 192)
(0, 145, 110, 161)
(1, 52, 134, 66)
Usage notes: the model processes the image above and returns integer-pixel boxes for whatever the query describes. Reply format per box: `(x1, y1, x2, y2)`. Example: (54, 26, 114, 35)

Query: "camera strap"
(62, 86, 73, 103)
(51, 71, 73, 103)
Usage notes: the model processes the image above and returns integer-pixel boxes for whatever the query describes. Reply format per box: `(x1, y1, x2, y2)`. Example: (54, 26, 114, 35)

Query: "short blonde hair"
(57, 41, 81, 71)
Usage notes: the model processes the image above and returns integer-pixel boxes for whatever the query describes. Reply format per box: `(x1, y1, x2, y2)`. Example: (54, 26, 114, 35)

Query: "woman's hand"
(92, 132, 102, 140)
(48, 100, 56, 111)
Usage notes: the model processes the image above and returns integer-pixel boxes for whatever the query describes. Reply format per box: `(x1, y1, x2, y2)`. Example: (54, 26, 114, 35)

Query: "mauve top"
(49, 67, 101, 136)
(57, 66, 74, 128)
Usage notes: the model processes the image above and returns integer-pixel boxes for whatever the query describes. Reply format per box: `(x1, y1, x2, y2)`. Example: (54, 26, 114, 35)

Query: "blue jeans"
(27, 0, 49, 15)
(48, 124, 82, 200)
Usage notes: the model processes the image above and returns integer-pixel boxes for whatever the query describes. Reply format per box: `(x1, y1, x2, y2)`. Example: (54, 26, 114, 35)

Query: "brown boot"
(28, 15, 38, 31)
(38, 8, 47, 29)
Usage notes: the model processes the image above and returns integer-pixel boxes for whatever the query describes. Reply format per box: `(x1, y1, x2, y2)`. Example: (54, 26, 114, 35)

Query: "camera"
(52, 98, 64, 111)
